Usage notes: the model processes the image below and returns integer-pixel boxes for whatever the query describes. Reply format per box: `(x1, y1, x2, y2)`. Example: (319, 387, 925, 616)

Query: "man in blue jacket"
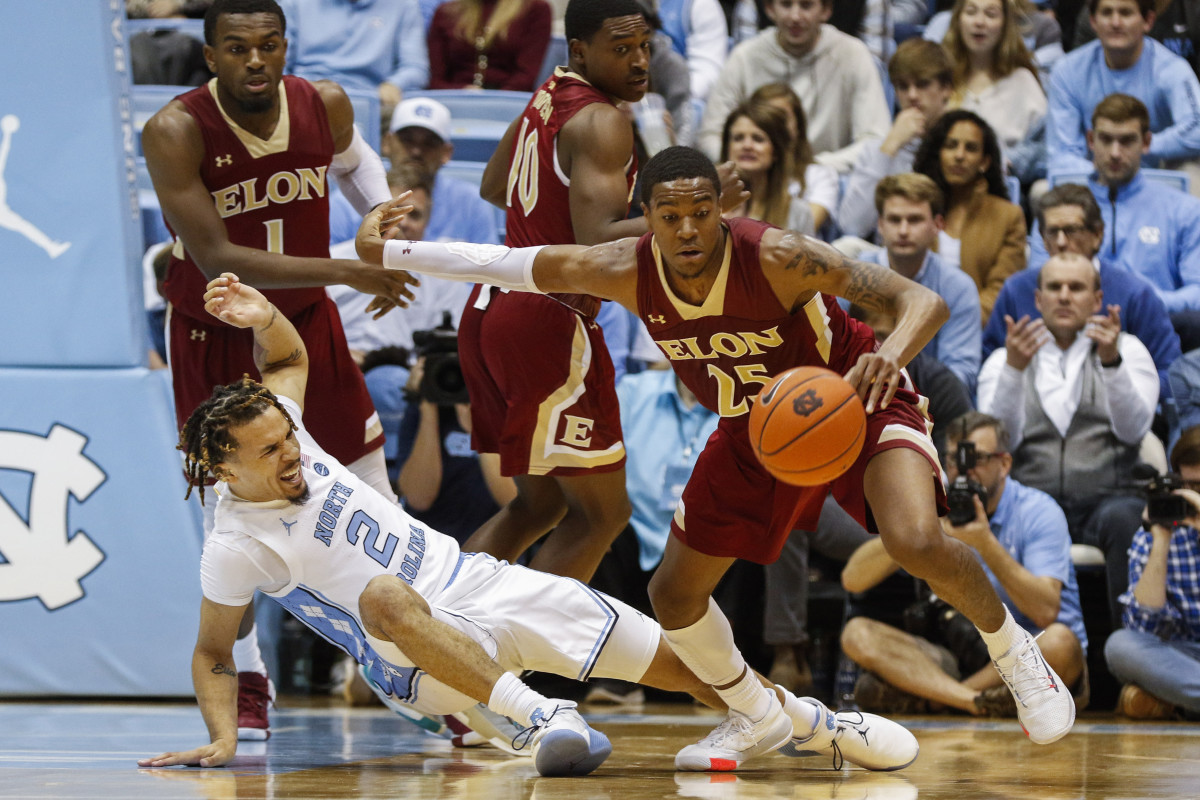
(985, 181, 1181, 401)
(1047, 0, 1200, 176)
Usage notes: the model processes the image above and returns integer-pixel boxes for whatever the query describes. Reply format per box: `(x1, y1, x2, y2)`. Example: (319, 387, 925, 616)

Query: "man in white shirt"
(978, 252, 1160, 626)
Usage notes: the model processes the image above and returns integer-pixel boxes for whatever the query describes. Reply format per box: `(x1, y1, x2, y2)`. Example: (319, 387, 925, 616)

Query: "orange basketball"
(748, 366, 867, 486)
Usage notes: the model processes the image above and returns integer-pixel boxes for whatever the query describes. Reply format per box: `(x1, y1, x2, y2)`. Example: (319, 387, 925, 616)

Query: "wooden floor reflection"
(2, 700, 1198, 799)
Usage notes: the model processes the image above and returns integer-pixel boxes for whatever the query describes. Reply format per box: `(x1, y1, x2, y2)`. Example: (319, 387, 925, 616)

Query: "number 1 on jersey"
(264, 219, 284, 253)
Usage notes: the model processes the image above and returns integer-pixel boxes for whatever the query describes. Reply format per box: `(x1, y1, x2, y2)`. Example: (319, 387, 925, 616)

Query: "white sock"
(977, 604, 1023, 659)
(487, 672, 553, 727)
(779, 688, 822, 737)
(232, 624, 267, 676)
(714, 669, 774, 721)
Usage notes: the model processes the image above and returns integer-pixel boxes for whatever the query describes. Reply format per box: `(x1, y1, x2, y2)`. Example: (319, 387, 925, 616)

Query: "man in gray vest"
(977, 252, 1160, 626)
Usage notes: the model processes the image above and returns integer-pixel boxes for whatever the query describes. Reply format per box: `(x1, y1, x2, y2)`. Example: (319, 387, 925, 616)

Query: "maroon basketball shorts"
(168, 295, 383, 467)
(671, 385, 947, 564)
(458, 287, 625, 478)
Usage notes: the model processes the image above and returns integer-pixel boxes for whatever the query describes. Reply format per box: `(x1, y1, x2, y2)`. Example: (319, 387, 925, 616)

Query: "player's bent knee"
(358, 575, 428, 636)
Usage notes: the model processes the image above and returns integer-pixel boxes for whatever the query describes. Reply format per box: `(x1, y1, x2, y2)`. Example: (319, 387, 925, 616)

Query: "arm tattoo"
(259, 306, 278, 333)
(782, 243, 838, 277)
(210, 663, 237, 678)
(841, 262, 892, 311)
(262, 348, 303, 371)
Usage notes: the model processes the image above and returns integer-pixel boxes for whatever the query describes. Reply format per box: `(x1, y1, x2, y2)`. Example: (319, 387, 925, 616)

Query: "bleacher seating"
(124, 17, 205, 40)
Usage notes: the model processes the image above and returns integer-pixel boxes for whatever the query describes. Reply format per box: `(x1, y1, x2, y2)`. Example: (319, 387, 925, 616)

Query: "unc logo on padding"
(314, 462, 329, 476)
(1139, 226, 1161, 245)
(0, 425, 107, 610)
(792, 389, 823, 417)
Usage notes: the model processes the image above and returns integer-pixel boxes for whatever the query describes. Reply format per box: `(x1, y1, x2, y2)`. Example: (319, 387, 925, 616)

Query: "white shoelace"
(997, 634, 1057, 709)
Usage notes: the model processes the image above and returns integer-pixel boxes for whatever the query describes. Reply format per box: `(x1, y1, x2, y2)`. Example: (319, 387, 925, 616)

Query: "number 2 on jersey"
(506, 118, 540, 216)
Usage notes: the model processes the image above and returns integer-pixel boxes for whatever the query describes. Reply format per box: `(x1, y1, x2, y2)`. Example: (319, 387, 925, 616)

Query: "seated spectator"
(839, 39, 955, 240)
(942, 0, 1047, 152)
(978, 252, 1159, 625)
(394, 353, 517, 543)
(840, 412, 1088, 717)
(384, 97, 502, 246)
(427, 0, 552, 91)
(719, 101, 816, 234)
(914, 109, 1027, 323)
(926, 0, 1064, 80)
(1105, 423, 1200, 720)
(650, 0, 729, 103)
(986, 182, 1181, 403)
(747, 85, 842, 230)
(857, 173, 982, 391)
(1048, 0, 1200, 179)
(830, 0, 896, 62)
(1056, 93, 1200, 350)
(328, 163, 473, 361)
(696, 0, 892, 173)
(280, 0, 429, 116)
(128, 0, 212, 86)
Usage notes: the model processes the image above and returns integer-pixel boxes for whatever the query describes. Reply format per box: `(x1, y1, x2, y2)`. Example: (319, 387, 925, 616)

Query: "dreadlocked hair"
(177, 374, 298, 505)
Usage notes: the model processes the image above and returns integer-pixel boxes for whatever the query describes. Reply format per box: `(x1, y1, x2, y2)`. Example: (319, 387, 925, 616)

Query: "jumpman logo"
(280, 518, 296, 536)
(0, 115, 71, 259)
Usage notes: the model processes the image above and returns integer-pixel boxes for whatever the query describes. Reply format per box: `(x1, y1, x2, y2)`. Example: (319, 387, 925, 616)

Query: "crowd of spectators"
(133, 0, 1200, 722)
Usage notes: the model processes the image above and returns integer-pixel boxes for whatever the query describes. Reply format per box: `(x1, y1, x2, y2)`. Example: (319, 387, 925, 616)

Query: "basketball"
(748, 366, 867, 486)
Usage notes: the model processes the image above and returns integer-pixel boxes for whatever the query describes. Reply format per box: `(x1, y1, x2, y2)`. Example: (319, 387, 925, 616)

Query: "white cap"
(389, 97, 452, 141)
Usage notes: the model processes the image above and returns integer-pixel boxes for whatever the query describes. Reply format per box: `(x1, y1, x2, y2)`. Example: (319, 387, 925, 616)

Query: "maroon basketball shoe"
(237, 672, 274, 741)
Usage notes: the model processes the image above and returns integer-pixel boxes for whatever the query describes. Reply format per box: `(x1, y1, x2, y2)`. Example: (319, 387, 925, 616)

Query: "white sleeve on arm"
(200, 536, 289, 606)
(383, 239, 546, 293)
(329, 126, 392, 214)
(1104, 334, 1161, 444)
(978, 352, 1029, 450)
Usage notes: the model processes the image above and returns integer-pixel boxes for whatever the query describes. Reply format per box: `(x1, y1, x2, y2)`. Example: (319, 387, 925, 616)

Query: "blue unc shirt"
(429, 174, 501, 246)
(857, 249, 982, 393)
(985, 478, 1089, 653)
(617, 369, 720, 571)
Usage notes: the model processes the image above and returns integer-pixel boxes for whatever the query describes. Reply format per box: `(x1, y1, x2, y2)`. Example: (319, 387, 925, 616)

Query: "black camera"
(411, 312, 470, 406)
(1142, 469, 1190, 528)
(946, 440, 989, 526)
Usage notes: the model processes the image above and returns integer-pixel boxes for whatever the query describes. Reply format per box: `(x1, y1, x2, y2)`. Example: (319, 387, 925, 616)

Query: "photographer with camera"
(1104, 424, 1200, 720)
(840, 412, 1089, 717)
(979, 251, 1160, 628)
(395, 317, 516, 544)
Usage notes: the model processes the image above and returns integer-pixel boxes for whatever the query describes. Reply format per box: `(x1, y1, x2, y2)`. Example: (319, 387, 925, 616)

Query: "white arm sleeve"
(329, 126, 391, 214)
(383, 239, 546, 293)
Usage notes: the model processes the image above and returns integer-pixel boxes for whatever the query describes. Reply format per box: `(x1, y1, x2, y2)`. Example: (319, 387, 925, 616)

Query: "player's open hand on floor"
(137, 739, 235, 769)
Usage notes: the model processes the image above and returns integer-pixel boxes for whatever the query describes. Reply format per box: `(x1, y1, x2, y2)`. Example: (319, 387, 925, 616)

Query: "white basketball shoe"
(778, 694, 919, 770)
(675, 700, 793, 771)
(513, 701, 611, 777)
(992, 631, 1075, 744)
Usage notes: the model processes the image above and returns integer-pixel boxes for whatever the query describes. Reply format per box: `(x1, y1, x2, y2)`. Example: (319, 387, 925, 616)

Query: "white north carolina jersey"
(200, 396, 464, 702)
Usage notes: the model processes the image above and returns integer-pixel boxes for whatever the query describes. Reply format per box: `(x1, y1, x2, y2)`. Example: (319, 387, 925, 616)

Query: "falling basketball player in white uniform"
(138, 272, 919, 776)
(0, 115, 70, 260)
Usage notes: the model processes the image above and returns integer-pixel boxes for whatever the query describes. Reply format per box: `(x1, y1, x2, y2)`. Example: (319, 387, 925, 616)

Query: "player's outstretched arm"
(355, 200, 642, 312)
(203, 273, 308, 410)
(760, 230, 949, 412)
(138, 599, 245, 768)
(141, 104, 417, 310)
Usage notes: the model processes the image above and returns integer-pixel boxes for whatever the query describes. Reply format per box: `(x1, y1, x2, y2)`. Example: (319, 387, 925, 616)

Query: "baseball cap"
(389, 97, 452, 141)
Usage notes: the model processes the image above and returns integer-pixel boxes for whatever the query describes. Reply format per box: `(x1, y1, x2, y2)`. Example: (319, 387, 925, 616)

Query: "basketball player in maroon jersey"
(359, 146, 1077, 769)
(461, 0, 745, 583)
(141, 0, 415, 739)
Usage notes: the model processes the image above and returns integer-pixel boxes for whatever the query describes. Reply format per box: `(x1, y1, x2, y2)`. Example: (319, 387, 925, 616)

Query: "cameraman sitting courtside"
(1104, 425, 1200, 720)
(840, 412, 1089, 717)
